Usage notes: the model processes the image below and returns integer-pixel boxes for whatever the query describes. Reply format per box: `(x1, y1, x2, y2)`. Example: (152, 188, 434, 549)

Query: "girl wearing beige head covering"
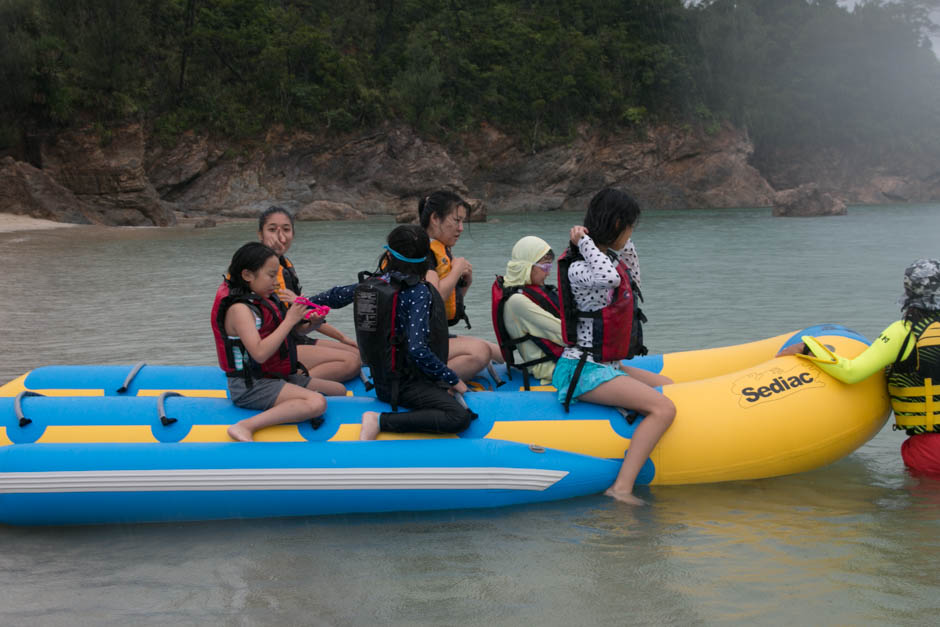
(499, 236, 565, 385)
(503, 236, 553, 287)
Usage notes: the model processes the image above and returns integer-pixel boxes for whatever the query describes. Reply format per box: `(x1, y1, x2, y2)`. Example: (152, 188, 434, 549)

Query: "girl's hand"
(286, 300, 310, 324)
(452, 380, 469, 395)
(304, 313, 326, 330)
(340, 335, 358, 348)
(570, 225, 589, 245)
(277, 288, 298, 304)
(452, 256, 471, 277)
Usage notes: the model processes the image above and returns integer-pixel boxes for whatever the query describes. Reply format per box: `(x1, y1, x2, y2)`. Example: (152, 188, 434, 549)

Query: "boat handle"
(117, 361, 146, 394)
(358, 369, 374, 392)
(157, 391, 182, 426)
(14, 390, 44, 427)
(616, 407, 639, 425)
(487, 363, 505, 388)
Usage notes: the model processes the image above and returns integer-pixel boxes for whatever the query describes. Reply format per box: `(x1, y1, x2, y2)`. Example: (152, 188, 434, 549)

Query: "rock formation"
(32, 122, 176, 226)
(0, 156, 107, 224)
(756, 145, 940, 206)
(772, 184, 847, 217)
(457, 122, 774, 212)
(2, 118, 937, 227)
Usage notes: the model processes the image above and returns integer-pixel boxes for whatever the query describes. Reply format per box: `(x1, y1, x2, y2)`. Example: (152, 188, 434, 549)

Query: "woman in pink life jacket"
(554, 188, 675, 505)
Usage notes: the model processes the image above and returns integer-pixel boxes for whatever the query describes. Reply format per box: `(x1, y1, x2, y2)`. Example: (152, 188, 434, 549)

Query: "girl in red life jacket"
(216, 242, 327, 442)
(554, 188, 675, 505)
(493, 236, 565, 387)
(419, 191, 504, 381)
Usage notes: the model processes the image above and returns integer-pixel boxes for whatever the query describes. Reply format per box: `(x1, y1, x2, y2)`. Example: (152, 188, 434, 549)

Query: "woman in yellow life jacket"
(257, 206, 361, 394)
(779, 258, 940, 475)
(418, 191, 503, 381)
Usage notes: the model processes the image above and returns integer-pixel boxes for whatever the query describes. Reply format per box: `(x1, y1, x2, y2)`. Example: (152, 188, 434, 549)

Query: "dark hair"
(227, 242, 278, 294)
(258, 205, 294, 232)
(584, 188, 641, 247)
(903, 307, 931, 326)
(418, 190, 468, 229)
(381, 225, 431, 276)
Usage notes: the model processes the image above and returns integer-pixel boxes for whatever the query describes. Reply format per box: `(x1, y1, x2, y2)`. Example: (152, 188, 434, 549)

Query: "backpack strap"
(562, 352, 589, 413)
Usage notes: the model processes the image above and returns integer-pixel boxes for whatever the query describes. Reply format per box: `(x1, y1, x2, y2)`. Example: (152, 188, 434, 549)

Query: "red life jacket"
(211, 282, 297, 382)
(490, 276, 564, 389)
(556, 246, 643, 363)
(556, 245, 647, 411)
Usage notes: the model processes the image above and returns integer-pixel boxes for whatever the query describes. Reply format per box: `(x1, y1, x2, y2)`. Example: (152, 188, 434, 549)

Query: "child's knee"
(305, 392, 327, 415)
(342, 353, 362, 376)
(449, 408, 474, 432)
(656, 397, 676, 425)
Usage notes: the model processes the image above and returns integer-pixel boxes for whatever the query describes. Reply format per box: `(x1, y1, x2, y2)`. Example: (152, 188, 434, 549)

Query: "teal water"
(1, 205, 939, 624)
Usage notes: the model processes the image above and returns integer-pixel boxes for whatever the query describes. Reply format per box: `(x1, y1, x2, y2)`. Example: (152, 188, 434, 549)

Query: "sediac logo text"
(733, 366, 824, 407)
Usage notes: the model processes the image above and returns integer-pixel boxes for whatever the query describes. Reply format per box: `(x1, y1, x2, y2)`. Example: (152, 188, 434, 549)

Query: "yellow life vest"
(275, 256, 301, 302)
(429, 239, 469, 326)
(888, 318, 940, 433)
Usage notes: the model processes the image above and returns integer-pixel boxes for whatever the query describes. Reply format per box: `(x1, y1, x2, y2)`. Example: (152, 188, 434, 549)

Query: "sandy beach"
(0, 214, 80, 233)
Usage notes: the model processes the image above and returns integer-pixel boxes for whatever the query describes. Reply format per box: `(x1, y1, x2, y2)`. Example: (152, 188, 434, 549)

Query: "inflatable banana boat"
(0, 324, 891, 525)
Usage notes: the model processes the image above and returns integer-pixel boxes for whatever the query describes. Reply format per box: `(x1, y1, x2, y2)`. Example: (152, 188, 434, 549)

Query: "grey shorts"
(227, 373, 312, 410)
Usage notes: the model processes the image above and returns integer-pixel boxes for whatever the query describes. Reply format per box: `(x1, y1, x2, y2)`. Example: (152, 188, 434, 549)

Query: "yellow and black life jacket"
(277, 255, 301, 295)
(429, 239, 470, 328)
(887, 315, 940, 434)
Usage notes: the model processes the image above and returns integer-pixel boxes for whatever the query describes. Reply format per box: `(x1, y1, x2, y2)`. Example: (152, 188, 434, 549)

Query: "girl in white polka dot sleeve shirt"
(553, 188, 674, 505)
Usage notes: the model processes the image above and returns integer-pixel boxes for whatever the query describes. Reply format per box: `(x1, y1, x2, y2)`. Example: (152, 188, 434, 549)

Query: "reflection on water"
(2, 205, 940, 624)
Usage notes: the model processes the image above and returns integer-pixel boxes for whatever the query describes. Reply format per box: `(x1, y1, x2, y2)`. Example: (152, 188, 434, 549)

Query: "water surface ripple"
(2, 205, 939, 624)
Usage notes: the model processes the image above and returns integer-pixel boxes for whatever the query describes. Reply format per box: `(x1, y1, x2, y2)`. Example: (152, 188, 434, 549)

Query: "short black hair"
(584, 188, 641, 247)
(382, 224, 431, 276)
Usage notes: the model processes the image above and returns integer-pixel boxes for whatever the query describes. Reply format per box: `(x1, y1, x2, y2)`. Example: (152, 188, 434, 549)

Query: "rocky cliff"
(2, 120, 937, 226)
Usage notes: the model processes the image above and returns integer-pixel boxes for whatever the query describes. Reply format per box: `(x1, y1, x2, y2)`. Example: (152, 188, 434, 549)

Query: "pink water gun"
(294, 296, 330, 320)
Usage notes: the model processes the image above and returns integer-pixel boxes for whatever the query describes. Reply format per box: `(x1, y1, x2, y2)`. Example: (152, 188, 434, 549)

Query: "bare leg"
(305, 376, 347, 396)
(228, 383, 327, 442)
(360, 411, 381, 441)
(447, 336, 491, 380)
(486, 341, 505, 363)
(622, 364, 673, 387)
(297, 343, 361, 382)
(579, 375, 676, 504)
(314, 337, 360, 356)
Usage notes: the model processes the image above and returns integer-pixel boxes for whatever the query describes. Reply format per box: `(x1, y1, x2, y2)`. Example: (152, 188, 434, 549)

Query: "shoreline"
(0, 214, 81, 233)
(0, 213, 257, 235)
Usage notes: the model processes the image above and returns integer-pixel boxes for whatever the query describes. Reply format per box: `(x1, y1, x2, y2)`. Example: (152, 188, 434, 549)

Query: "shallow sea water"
(1, 205, 940, 625)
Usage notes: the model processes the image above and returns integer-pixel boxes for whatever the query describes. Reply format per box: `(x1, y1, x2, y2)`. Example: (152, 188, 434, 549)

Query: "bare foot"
(227, 422, 254, 442)
(604, 487, 647, 506)
(360, 411, 380, 441)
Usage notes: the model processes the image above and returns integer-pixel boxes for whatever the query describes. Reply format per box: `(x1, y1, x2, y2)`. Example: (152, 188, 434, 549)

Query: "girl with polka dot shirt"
(553, 188, 675, 505)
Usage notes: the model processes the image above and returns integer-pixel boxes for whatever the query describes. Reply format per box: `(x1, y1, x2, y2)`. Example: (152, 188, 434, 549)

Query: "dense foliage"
(1, 0, 938, 157)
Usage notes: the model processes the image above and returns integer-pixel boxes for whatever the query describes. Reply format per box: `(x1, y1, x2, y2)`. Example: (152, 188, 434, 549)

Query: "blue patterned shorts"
(551, 356, 627, 405)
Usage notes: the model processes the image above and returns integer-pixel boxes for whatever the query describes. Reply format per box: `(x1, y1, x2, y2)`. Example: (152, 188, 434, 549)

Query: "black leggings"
(378, 378, 474, 434)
